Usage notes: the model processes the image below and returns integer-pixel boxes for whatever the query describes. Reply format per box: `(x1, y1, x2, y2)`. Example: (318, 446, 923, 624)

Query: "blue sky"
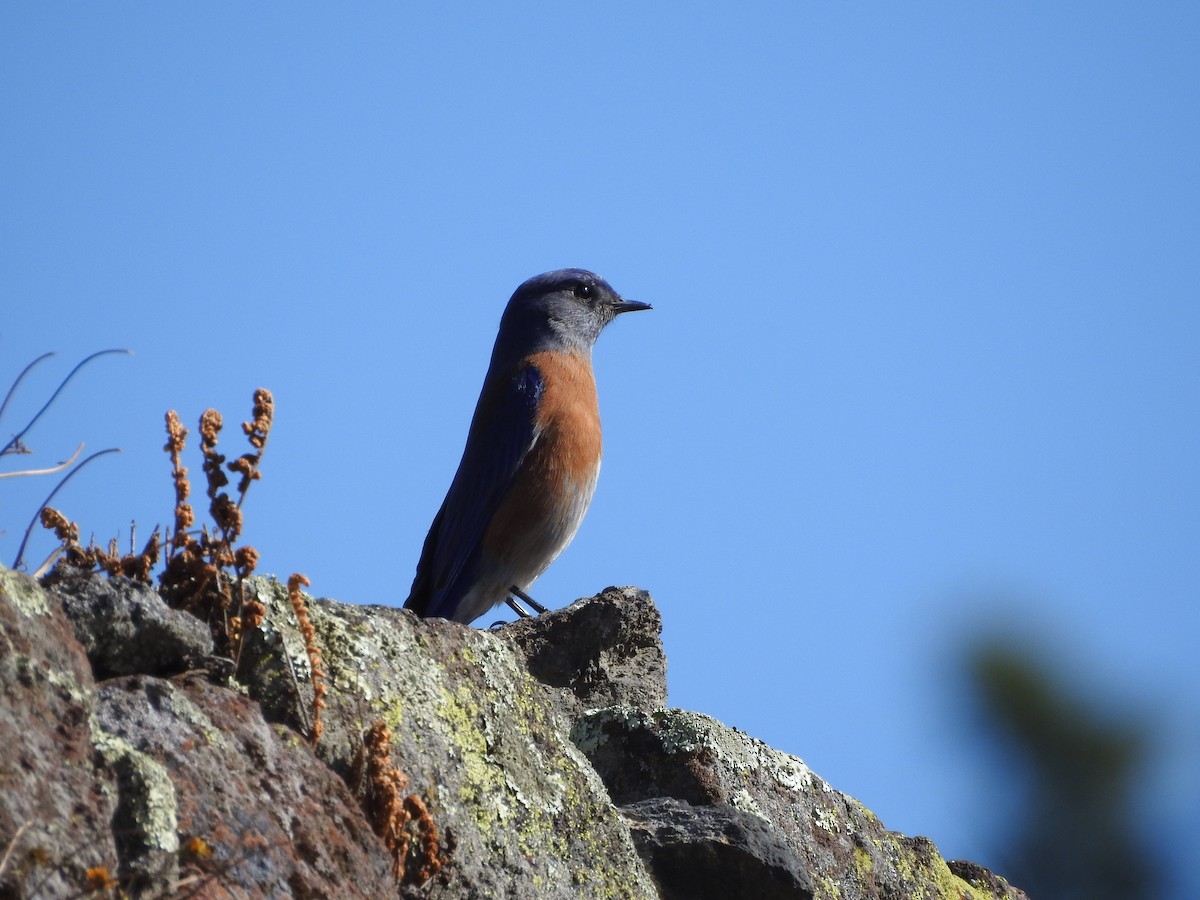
(3, 4, 1197, 892)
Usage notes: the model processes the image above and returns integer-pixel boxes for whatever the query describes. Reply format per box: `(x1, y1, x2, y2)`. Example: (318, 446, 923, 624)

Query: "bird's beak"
(612, 298, 652, 315)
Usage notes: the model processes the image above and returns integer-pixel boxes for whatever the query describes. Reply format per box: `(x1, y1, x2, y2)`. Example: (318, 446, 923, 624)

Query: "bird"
(403, 268, 651, 624)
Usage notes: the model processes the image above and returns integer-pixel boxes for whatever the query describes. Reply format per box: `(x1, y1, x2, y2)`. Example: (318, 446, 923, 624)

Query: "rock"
(236, 575, 659, 899)
(1, 567, 394, 899)
(0, 565, 1026, 899)
(949, 859, 1030, 897)
(95, 673, 395, 898)
(623, 797, 815, 900)
(52, 574, 214, 678)
(0, 567, 119, 898)
(572, 707, 1029, 900)
(500, 586, 668, 718)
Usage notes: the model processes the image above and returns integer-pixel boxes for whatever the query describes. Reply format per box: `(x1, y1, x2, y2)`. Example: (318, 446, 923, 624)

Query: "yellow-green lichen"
(853, 843, 874, 879)
(91, 723, 180, 856)
(872, 834, 1003, 900)
(0, 566, 53, 617)
(161, 686, 228, 749)
(36, 655, 93, 706)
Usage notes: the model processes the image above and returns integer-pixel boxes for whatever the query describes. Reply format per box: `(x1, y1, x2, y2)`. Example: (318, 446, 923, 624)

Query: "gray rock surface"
(0, 566, 1027, 899)
(573, 706, 1028, 899)
(500, 585, 668, 719)
(623, 797, 815, 899)
(95, 673, 394, 897)
(0, 567, 119, 898)
(52, 573, 213, 678)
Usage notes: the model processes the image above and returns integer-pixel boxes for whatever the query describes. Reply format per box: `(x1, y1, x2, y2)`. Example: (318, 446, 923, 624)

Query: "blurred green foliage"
(968, 640, 1161, 900)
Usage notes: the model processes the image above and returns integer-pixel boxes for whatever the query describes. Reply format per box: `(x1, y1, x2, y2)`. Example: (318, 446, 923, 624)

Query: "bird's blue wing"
(404, 363, 544, 620)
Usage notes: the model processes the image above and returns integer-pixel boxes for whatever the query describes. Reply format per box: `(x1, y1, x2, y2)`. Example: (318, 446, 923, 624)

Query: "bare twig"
(0, 348, 131, 459)
(0, 442, 84, 479)
(31, 544, 66, 580)
(0, 352, 55, 449)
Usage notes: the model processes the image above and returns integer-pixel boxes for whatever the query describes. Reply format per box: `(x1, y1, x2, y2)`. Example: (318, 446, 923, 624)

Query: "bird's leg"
(508, 584, 548, 615)
(504, 596, 533, 618)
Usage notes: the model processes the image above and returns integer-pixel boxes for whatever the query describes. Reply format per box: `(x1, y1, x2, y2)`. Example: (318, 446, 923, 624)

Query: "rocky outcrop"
(0, 566, 118, 898)
(0, 566, 1027, 899)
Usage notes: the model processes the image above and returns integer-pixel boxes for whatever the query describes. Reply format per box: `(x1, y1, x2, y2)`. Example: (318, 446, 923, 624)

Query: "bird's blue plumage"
(410, 363, 545, 620)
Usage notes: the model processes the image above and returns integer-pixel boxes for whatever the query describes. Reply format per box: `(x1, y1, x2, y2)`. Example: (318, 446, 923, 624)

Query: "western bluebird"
(403, 268, 650, 624)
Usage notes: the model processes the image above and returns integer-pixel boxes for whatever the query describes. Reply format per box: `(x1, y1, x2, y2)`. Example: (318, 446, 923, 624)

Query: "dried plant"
(287, 573, 327, 746)
(36, 388, 275, 661)
(164, 410, 194, 552)
(230, 389, 273, 498)
(35, 506, 160, 581)
(354, 721, 443, 885)
(157, 389, 274, 657)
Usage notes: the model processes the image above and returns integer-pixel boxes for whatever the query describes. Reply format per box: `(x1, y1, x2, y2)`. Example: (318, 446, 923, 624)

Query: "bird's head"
(497, 268, 651, 357)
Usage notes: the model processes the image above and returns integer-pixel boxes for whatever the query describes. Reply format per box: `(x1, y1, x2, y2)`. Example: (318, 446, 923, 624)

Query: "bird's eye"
(573, 282, 593, 300)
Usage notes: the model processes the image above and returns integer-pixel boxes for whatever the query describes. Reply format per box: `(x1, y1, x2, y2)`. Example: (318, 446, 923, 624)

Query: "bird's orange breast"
(525, 349, 602, 485)
(482, 349, 602, 568)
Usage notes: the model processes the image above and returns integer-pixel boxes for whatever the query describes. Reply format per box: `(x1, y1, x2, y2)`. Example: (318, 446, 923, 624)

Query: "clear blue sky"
(3, 4, 1197, 893)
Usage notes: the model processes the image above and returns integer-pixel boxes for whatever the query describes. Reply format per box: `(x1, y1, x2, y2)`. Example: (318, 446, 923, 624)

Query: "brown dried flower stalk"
(198, 409, 227, 500)
(403, 791, 442, 883)
(229, 388, 274, 499)
(357, 721, 443, 884)
(234, 545, 259, 577)
(287, 573, 326, 746)
(164, 410, 194, 552)
(121, 530, 160, 581)
(40, 506, 79, 545)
